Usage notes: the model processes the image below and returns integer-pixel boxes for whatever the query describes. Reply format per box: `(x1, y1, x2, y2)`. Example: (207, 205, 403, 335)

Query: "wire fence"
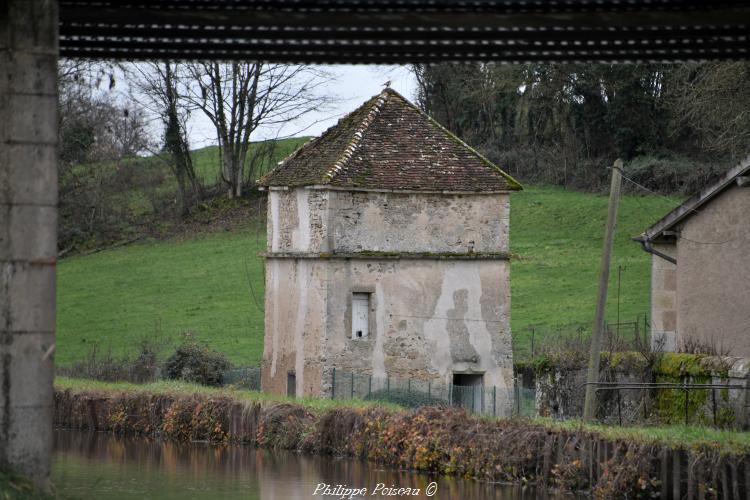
(330, 368, 537, 418)
(587, 381, 749, 428)
(515, 314, 651, 362)
(222, 367, 262, 390)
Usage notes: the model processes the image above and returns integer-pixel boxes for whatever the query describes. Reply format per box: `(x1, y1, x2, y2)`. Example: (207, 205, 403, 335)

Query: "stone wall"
(323, 258, 513, 410)
(267, 188, 329, 253)
(261, 258, 329, 397)
(0, 0, 58, 488)
(649, 243, 677, 352)
(262, 256, 515, 411)
(329, 190, 509, 254)
(266, 187, 510, 255)
(525, 353, 750, 428)
(262, 187, 515, 414)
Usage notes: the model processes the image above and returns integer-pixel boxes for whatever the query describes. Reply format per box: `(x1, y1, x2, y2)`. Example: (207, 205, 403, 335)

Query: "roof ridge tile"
(322, 89, 390, 183)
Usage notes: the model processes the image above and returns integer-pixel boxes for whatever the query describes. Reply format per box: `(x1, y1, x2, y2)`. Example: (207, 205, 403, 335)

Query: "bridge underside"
(59, 0, 750, 63)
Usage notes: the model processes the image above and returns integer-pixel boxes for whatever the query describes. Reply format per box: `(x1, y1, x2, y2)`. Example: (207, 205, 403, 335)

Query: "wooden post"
(635, 315, 640, 349)
(583, 159, 623, 422)
(712, 388, 717, 426)
(493, 385, 497, 417)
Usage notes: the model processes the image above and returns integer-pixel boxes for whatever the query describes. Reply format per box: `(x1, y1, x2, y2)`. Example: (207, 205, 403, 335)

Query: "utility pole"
(583, 159, 623, 422)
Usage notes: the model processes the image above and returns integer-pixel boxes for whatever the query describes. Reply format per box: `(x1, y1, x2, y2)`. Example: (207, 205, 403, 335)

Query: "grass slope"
(510, 185, 680, 358)
(57, 225, 267, 367)
(57, 185, 681, 367)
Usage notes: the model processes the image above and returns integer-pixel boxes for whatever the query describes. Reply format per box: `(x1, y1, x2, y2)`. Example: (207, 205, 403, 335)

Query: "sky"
(182, 65, 417, 148)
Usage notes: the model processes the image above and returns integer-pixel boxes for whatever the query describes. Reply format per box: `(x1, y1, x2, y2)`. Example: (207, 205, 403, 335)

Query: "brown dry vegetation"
(54, 386, 750, 498)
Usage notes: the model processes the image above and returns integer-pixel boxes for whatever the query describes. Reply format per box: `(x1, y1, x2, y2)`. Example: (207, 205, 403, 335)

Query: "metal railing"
(584, 381, 749, 427)
(330, 368, 537, 418)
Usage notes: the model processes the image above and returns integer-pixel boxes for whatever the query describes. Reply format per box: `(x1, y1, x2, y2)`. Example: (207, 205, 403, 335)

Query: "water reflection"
(52, 429, 553, 499)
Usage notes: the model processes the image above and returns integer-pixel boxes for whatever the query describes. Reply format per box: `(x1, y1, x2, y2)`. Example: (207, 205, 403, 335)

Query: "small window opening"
(351, 292, 370, 339)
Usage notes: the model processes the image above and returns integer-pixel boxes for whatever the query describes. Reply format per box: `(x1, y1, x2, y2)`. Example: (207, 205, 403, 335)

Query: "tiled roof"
(259, 88, 521, 193)
(635, 155, 750, 243)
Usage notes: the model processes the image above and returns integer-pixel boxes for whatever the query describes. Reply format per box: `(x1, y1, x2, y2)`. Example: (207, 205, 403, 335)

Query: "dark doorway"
(287, 371, 296, 398)
(452, 373, 484, 412)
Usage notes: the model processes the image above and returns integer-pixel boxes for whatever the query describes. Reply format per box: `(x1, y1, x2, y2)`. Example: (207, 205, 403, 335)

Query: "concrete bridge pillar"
(0, 0, 58, 488)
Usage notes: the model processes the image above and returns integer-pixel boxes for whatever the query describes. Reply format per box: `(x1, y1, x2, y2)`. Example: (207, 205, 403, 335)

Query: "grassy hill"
(56, 184, 681, 367)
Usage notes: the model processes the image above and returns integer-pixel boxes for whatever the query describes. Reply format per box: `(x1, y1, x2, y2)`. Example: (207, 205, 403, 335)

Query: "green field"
(510, 185, 681, 358)
(186, 138, 312, 186)
(56, 184, 681, 367)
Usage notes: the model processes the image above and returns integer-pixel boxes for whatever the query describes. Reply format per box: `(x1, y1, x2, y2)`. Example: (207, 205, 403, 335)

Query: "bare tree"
(666, 62, 750, 160)
(57, 59, 153, 252)
(183, 62, 332, 198)
(131, 63, 202, 215)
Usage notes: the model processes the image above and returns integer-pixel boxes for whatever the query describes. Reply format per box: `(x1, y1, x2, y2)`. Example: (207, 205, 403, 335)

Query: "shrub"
(364, 389, 447, 409)
(164, 340, 231, 386)
(130, 339, 160, 383)
(60, 339, 160, 383)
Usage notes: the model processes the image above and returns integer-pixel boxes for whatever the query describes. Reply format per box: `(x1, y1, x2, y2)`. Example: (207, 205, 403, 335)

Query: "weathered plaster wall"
(676, 184, 750, 355)
(261, 259, 328, 397)
(329, 191, 509, 253)
(267, 188, 329, 253)
(650, 243, 677, 352)
(323, 259, 514, 411)
(0, 0, 58, 487)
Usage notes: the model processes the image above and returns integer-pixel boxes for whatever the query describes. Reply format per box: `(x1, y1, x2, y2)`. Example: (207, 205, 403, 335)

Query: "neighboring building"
(635, 157, 750, 354)
(257, 88, 522, 413)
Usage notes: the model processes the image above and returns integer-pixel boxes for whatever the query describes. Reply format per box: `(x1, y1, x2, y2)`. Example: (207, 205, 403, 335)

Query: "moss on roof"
(259, 88, 522, 193)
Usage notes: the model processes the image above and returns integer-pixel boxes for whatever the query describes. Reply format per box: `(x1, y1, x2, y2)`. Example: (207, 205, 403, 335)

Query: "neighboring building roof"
(259, 88, 521, 193)
(636, 155, 750, 243)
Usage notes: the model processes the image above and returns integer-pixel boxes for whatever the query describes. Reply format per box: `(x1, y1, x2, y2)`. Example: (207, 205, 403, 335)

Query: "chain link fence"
(221, 367, 262, 390)
(330, 368, 537, 418)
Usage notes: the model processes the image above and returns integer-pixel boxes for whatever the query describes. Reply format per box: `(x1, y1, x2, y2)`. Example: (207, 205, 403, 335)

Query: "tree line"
(57, 61, 331, 253)
(412, 62, 750, 193)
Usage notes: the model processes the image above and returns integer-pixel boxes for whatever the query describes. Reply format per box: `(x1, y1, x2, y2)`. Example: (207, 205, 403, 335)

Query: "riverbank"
(54, 377, 750, 498)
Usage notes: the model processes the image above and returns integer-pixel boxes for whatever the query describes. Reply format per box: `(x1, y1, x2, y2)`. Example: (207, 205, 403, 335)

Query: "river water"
(52, 429, 556, 499)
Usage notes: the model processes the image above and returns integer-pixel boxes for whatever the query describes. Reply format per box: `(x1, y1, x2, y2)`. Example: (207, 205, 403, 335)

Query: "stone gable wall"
(329, 190, 509, 254)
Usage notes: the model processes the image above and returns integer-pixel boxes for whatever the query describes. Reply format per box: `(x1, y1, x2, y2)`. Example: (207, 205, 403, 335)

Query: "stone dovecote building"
(258, 89, 522, 411)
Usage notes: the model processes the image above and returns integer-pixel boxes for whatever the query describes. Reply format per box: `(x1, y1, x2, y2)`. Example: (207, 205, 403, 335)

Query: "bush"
(364, 389, 447, 409)
(130, 339, 160, 383)
(624, 154, 726, 195)
(59, 339, 160, 383)
(164, 340, 231, 387)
